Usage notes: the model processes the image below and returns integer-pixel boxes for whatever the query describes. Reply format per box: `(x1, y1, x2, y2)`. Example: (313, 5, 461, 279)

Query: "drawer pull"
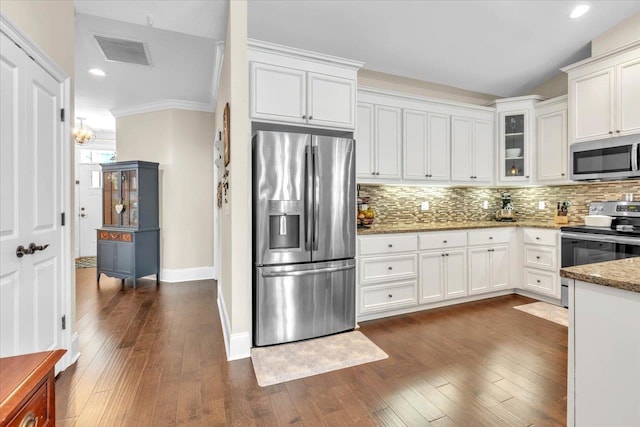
(19, 413, 37, 427)
(443, 240, 447, 243)
(536, 237, 541, 240)
(441, 253, 445, 257)
(537, 279, 541, 283)
(445, 253, 449, 257)
(388, 266, 392, 270)
(388, 294, 393, 298)
(536, 256, 541, 260)
(388, 244, 393, 248)
(489, 236, 493, 240)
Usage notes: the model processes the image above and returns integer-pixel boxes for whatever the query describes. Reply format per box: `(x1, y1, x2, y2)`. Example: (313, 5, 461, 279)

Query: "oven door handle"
(562, 232, 639, 246)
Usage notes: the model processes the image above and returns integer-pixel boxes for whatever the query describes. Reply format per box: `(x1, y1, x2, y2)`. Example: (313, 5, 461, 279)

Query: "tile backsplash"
(358, 180, 640, 225)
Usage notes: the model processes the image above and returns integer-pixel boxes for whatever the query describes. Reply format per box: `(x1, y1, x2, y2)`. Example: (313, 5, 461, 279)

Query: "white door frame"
(1, 12, 77, 371)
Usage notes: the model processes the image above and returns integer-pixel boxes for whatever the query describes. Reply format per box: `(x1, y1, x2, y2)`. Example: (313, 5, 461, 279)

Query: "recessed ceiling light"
(89, 68, 106, 77)
(570, 4, 590, 19)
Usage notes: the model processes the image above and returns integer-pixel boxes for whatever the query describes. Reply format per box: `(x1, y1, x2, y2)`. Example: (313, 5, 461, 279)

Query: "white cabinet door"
(617, 57, 640, 135)
(403, 109, 428, 181)
(356, 103, 375, 178)
(250, 62, 306, 124)
(375, 105, 402, 179)
(419, 252, 444, 303)
(537, 108, 568, 182)
(445, 250, 467, 298)
(428, 113, 450, 181)
(490, 246, 510, 290)
(307, 72, 355, 129)
(473, 119, 494, 183)
(451, 117, 492, 183)
(451, 116, 474, 181)
(0, 33, 64, 357)
(468, 248, 490, 294)
(571, 68, 615, 142)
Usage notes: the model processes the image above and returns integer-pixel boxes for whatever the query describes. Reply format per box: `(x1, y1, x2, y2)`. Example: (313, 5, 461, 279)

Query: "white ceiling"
(74, 0, 640, 133)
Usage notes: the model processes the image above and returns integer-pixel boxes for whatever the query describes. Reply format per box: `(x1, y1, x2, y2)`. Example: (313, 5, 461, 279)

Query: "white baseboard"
(57, 332, 80, 374)
(515, 289, 562, 305)
(161, 266, 215, 283)
(217, 286, 251, 361)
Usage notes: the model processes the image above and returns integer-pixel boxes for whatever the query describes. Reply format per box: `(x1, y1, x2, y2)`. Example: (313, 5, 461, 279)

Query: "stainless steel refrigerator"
(252, 130, 356, 346)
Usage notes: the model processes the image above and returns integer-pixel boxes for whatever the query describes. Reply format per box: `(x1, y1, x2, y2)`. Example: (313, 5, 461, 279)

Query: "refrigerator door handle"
(313, 146, 320, 251)
(261, 263, 355, 278)
(304, 145, 313, 250)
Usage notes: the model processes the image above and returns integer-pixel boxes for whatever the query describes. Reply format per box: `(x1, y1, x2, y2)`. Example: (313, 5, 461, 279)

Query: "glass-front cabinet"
(502, 112, 526, 179)
(494, 96, 544, 184)
(98, 161, 159, 288)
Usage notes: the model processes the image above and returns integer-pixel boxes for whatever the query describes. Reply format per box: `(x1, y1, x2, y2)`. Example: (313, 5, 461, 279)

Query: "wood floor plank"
(56, 269, 567, 426)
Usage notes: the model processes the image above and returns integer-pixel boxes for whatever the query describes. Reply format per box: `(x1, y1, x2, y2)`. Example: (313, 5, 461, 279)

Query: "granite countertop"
(560, 258, 640, 293)
(357, 220, 583, 235)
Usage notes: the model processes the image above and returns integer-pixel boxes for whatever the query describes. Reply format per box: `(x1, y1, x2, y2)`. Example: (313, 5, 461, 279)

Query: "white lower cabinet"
(359, 280, 417, 314)
(419, 249, 467, 303)
(468, 245, 510, 294)
(521, 228, 560, 298)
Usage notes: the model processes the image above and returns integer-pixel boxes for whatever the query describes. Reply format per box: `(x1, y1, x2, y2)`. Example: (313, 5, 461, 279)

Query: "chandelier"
(73, 117, 95, 145)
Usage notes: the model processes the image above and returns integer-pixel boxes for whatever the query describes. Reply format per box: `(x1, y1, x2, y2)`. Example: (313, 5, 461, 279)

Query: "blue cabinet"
(97, 161, 159, 288)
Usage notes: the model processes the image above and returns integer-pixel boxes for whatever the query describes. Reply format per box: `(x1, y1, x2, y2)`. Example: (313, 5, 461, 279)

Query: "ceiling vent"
(93, 35, 151, 66)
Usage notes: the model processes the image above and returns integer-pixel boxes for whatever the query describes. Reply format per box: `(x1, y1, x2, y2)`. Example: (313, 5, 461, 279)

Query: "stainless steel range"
(561, 200, 640, 307)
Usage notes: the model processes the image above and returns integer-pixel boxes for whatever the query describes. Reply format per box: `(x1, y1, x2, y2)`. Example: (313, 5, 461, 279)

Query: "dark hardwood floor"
(56, 268, 567, 426)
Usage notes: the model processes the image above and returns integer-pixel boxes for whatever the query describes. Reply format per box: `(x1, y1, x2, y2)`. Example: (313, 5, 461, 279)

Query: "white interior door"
(0, 32, 63, 357)
(78, 163, 102, 257)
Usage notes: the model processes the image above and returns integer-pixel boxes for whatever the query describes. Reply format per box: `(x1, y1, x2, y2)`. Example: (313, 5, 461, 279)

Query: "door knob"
(16, 243, 49, 258)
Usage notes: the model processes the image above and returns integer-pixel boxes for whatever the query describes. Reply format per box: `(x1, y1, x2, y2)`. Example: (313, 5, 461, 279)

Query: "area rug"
(75, 256, 97, 269)
(514, 301, 568, 327)
(250, 331, 388, 387)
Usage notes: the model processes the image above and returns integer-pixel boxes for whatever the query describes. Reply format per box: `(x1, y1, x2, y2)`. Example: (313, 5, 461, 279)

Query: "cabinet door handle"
(441, 253, 445, 257)
(609, 131, 613, 135)
(443, 240, 447, 244)
(302, 115, 306, 119)
(19, 412, 37, 427)
(388, 294, 393, 298)
(536, 237, 541, 240)
(489, 236, 493, 240)
(616, 130, 621, 133)
(388, 266, 392, 270)
(388, 244, 393, 248)
(537, 279, 541, 283)
(561, 173, 565, 176)
(445, 253, 449, 256)
(309, 115, 313, 120)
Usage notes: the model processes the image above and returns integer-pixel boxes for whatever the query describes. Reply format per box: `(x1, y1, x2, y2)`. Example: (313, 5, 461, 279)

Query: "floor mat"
(514, 301, 568, 327)
(75, 256, 97, 269)
(250, 331, 388, 387)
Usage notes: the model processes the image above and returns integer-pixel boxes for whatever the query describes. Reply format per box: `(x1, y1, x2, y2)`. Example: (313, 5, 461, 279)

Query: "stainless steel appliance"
(495, 192, 516, 222)
(252, 131, 356, 346)
(561, 201, 640, 307)
(570, 135, 640, 181)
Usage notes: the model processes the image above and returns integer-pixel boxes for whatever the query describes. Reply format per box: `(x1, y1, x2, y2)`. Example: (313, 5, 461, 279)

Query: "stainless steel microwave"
(570, 135, 640, 181)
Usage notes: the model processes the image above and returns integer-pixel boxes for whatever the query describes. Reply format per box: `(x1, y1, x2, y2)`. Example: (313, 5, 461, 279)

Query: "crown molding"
(111, 99, 215, 118)
(210, 41, 225, 110)
(248, 38, 365, 70)
(561, 40, 640, 72)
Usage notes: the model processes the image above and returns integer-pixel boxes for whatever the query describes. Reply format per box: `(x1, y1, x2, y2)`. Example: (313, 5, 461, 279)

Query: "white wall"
(215, 0, 252, 360)
(592, 11, 640, 56)
(116, 109, 215, 277)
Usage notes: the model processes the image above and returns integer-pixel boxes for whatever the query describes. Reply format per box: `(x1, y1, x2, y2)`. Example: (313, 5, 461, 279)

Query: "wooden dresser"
(0, 350, 66, 427)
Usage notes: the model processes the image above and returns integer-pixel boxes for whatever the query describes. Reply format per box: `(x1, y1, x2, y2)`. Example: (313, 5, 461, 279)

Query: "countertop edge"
(560, 260, 640, 294)
(357, 221, 576, 235)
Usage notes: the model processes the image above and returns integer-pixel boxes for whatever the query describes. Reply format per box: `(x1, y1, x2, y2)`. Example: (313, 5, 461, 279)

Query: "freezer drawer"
(254, 259, 356, 346)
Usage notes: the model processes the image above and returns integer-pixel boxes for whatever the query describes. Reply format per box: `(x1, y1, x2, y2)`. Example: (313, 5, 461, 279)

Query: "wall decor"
(224, 102, 231, 166)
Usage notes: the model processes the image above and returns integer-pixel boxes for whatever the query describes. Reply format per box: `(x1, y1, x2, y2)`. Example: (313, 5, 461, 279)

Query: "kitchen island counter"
(560, 257, 640, 293)
(357, 220, 581, 235)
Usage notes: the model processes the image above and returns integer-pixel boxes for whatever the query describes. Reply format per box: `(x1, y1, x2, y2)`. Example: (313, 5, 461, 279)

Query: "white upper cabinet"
(451, 116, 493, 184)
(493, 96, 544, 184)
(536, 96, 568, 183)
(248, 40, 362, 130)
(403, 109, 450, 182)
(356, 103, 402, 179)
(563, 42, 640, 143)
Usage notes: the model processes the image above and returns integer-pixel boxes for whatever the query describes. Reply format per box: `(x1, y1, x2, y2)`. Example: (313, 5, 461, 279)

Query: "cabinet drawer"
(359, 254, 417, 284)
(360, 281, 417, 314)
(98, 230, 133, 242)
(524, 246, 557, 270)
(418, 231, 467, 250)
(524, 269, 557, 296)
(358, 234, 417, 256)
(523, 228, 558, 246)
(7, 379, 50, 427)
(468, 228, 512, 246)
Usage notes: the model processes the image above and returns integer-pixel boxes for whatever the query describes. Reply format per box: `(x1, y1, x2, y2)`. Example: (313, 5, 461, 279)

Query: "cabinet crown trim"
(358, 86, 496, 113)
(561, 40, 640, 72)
(248, 38, 364, 70)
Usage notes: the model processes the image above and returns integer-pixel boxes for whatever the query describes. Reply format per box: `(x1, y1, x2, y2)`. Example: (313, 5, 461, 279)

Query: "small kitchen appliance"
(495, 192, 516, 222)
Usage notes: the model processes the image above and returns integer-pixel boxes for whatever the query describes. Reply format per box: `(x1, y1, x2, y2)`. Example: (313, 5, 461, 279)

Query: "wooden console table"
(0, 350, 66, 427)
